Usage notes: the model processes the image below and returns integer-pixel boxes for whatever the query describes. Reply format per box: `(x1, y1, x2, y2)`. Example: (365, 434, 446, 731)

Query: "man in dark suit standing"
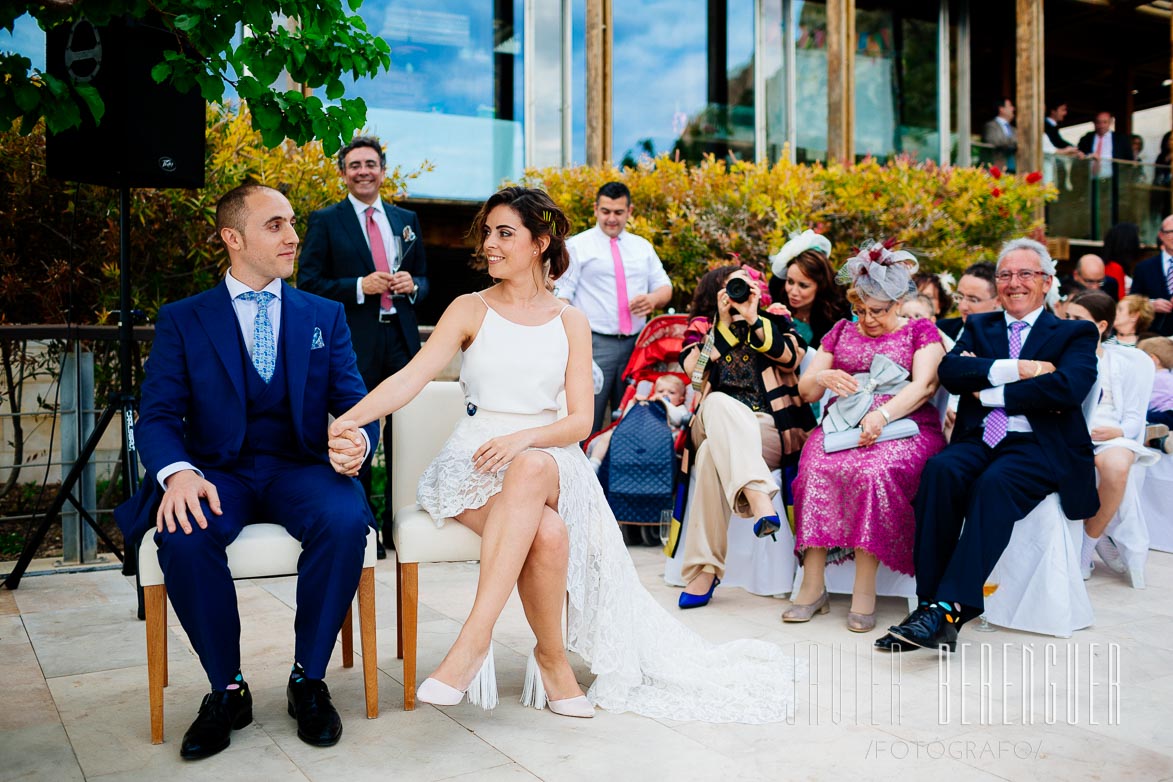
(1130, 214, 1173, 336)
(116, 184, 380, 759)
(1078, 112, 1136, 238)
(876, 238, 1099, 652)
(981, 97, 1017, 172)
(298, 136, 429, 553)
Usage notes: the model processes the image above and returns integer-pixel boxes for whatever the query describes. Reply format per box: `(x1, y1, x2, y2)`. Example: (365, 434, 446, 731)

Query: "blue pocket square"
(311, 327, 325, 350)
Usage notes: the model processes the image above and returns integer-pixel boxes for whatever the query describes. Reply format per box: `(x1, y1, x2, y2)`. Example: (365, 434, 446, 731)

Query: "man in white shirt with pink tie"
(558, 182, 673, 433)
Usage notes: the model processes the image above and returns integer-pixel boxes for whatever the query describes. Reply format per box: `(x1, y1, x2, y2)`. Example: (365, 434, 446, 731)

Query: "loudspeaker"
(46, 16, 205, 189)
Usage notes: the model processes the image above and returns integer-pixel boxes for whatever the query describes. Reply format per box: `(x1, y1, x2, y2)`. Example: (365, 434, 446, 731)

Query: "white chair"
(138, 523, 379, 744)
(390, 381, 482, 711)
(1141, 453, 1173, 553)
(663, 469, 798, 597)
(982, 381, 1101, 637)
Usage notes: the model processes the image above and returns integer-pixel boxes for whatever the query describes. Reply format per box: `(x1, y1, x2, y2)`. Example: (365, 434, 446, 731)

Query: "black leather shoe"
(287, 677, 342, 747)
(873, 632, 917, 652)
(888, 605, 958, 652)
(180, 685, 253, 760)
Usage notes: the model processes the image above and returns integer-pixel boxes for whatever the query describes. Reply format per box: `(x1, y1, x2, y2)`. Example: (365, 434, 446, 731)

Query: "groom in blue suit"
(877, 238, 1099, 652)
(116, 184, 379, 759)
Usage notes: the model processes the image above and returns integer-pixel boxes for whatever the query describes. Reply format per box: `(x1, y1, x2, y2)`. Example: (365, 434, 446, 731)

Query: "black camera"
(725, 276, 751, 303)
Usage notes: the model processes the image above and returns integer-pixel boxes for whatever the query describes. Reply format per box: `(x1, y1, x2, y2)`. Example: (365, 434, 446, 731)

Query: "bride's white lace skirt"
(417, 409, 802, 723)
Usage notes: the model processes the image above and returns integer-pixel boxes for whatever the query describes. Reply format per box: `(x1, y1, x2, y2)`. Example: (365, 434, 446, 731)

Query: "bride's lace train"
(418, 412, 802, 724)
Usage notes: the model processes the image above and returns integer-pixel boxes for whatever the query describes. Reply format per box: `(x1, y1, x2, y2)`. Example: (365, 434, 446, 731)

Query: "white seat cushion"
(1142, 453, 1173, 553)
(138, 523, 378, 588)
(392, 505, 482, 564)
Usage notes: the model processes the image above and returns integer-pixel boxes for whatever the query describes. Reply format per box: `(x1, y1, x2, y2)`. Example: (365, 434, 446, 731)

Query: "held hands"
(817, 369, 860, 397)
(473, 431, 533, 473)
(328, 419, 366, 476)
(156, 470, 221, 534)
(361, 271, 396, 296)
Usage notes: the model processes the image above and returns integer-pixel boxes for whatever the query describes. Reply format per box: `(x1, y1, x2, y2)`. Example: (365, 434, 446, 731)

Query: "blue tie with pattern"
(239, 290, 276, 382)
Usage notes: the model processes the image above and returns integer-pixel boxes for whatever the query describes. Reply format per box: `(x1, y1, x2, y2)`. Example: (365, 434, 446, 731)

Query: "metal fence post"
(60, 345, 97, 563)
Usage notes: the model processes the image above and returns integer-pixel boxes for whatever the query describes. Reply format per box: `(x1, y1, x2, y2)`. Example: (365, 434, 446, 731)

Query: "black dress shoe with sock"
(180, 684, 253, 760)
(287, 677, 343, 746)
(887, 604, 958, 653)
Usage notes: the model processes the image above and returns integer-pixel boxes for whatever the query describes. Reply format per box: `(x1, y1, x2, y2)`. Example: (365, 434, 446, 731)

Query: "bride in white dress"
(330, 187, 799, 723)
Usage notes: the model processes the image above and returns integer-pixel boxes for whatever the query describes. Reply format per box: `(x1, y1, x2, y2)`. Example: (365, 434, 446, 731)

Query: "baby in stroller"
(587, 374, 689, 472)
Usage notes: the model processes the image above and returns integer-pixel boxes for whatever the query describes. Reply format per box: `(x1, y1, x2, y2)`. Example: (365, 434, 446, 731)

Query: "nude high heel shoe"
(417, 642, 498, 710)
(520, 650, 594, 718)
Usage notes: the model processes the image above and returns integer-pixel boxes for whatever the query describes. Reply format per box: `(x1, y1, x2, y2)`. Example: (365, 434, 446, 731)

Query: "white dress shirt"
(349, 193, 398, 306)
(1091, 131, 1114, 179)
(557, 225, 672, 336)
(978, 307, 1046, 433)
(158, 271, 367, 488)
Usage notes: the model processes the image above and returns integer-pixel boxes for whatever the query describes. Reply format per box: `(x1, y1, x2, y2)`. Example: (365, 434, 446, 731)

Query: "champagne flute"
(975, 579, 999, 632)
(659, 509, 673, 548)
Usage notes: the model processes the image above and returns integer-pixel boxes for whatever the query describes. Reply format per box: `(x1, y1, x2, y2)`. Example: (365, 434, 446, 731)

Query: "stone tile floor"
(3, 545, 1173, 781)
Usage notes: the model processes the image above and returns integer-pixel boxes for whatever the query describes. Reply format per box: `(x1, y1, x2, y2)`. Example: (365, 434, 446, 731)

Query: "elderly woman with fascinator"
(786, 242, 947, 632)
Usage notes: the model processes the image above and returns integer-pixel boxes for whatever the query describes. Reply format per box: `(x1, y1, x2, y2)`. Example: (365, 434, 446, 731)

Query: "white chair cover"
(663, 469, 797, 597)
(1141, 454, 1173, 553)
(982, 497, 1094, 638)
(980, 380, 1102, 637)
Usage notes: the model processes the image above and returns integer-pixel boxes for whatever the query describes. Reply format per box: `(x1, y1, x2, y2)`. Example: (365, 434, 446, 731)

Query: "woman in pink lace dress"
(786, 243, 947, 632)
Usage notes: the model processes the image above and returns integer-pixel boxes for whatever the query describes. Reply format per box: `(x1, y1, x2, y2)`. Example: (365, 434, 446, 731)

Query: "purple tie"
(1165, 260, 1173, 297)
(983, 320, 1029, 447)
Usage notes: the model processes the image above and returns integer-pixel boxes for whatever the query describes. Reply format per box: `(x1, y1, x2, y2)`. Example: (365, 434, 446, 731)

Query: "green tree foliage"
(0, 0, 390, 154)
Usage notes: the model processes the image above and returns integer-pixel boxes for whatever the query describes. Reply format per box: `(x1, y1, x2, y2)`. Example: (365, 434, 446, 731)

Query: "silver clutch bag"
(822, 418, 919, 453)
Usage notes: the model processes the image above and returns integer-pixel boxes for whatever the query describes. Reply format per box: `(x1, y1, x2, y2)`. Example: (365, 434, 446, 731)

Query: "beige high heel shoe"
(417, 642, 498, 710)
(520, 650, 594, 718)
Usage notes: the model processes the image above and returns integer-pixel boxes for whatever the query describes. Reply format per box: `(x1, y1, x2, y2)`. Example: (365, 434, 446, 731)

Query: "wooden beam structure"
(1015, 0, 1044, 176)
(585, 0, 612, 166)
(826, 0, 855, 164)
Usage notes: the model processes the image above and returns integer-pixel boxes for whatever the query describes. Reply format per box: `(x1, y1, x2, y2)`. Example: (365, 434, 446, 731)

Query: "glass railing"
(970, 141, 1172, 241)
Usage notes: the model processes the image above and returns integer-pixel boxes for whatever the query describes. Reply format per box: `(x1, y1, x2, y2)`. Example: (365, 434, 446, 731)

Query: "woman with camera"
(786, 243, 946, 631)
(676, 265, 816, 608)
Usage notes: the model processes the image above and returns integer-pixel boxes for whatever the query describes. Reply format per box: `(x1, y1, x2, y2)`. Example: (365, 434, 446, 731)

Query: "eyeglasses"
(851, 303, 895, 319)
(950, 292, 996, 305)
(994, 270, 1049, 283)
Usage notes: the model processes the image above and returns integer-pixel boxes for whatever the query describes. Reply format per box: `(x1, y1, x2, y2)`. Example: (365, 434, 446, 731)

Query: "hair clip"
(542, 209, 557, 235)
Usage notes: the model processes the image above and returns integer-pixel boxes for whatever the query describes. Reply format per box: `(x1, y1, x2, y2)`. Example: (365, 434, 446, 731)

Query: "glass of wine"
(975, 580, 999, 632)
(659, 509, 673, 548)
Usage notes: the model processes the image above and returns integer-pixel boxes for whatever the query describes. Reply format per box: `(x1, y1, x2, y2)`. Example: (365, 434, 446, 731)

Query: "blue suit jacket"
(115, 280, 380, 563)
(297, 199, 429, 373)
(938, 309, 1100, 519)
(1129, 254, 1173, 336)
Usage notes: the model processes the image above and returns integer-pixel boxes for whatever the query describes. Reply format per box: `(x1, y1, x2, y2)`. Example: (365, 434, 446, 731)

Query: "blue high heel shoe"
(753, 514, 782, 541)
(678, 576, 720, 609)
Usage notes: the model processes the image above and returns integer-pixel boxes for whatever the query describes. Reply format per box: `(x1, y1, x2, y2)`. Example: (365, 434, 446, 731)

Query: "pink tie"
(1093, 134, 1105, 176)
(365, 206, 393, 312)
(610, 236, 632, 335)
(983, 320, 1028, 448)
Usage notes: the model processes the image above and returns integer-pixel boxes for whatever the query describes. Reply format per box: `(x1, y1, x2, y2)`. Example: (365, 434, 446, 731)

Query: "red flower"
(991, 187, 1002, 198)
(990, 166, 1002, 179)
(1025, 171, 1043, 184)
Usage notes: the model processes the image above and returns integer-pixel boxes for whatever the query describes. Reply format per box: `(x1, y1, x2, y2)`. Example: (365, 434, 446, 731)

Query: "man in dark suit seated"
(1070, 253, 1120, 301)
(876, 238, 1099, 652)
(1129, 214, 1173, 336)
(938, 261, 1001, 342)
(116, 184, 380, 759)
(298, 136, 429, 554)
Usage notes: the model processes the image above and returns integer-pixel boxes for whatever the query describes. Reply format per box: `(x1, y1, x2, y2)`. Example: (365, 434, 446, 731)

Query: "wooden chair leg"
(357, 566, 378, 718)
(162, 596, 169, 688)
(144, 584, 168, 745)
(395, 557, 404, 660)
(400, 562, 418, 711)
(341, 605, 354, 668)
